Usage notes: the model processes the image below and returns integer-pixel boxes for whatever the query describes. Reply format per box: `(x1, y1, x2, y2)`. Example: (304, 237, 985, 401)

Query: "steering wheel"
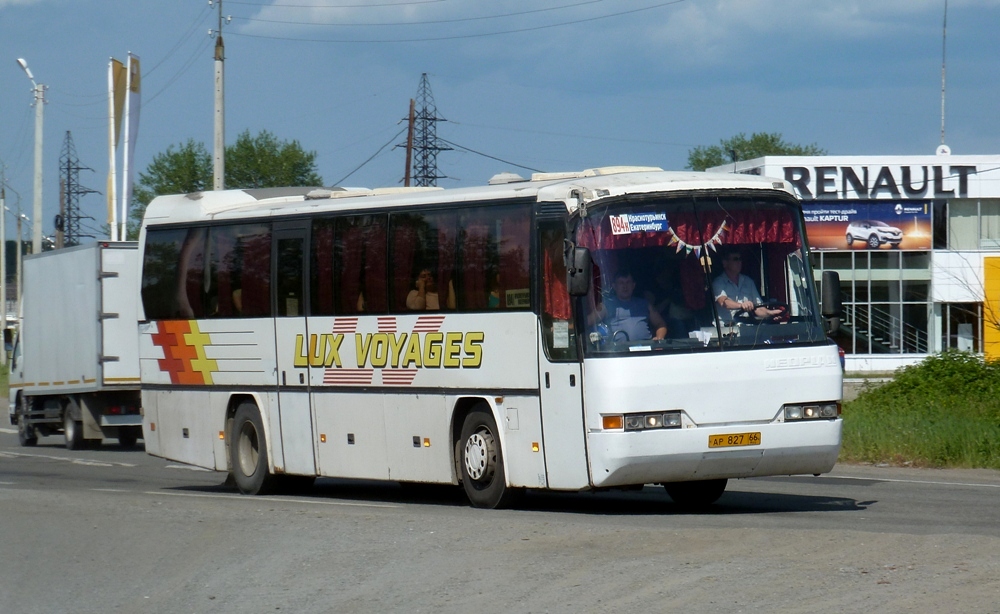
(612, 329, 630, 343)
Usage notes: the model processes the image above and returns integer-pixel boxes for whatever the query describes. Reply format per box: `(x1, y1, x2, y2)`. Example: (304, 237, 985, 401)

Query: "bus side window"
(336, 215, 387, 314)
(540, 222, 577, 361)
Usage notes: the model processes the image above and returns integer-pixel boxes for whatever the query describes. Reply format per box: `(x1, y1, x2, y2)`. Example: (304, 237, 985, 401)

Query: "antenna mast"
(940, 0, 948, 147)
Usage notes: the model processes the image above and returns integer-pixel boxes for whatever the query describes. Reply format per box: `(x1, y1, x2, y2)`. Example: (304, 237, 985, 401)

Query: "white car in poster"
(845, 219, 903, 249)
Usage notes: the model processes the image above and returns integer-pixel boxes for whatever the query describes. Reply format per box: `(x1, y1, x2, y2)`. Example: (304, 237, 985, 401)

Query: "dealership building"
(712, 152, 1000, 372)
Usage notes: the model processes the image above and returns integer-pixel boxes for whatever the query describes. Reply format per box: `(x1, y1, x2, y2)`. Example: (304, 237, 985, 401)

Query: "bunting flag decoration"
(667, 220, 728, 256)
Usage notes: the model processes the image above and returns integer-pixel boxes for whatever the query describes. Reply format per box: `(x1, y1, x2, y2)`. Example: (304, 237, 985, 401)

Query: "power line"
(438, 138, 543, 174)
(333, 127, 407, 186)
(227, 0, 687, 43)
(227, 0, 444, 7)
(233, 0, 610, 27)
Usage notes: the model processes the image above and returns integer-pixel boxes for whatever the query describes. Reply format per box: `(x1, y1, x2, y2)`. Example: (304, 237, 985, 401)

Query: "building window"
(948, 199, 978, 250)
(942, 302, 981, 353)
(980, 199, 1000, 249)
(816, 250, 931, 355)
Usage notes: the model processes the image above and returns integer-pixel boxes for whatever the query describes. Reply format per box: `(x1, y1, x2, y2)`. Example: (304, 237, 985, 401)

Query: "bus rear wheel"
(230, 402, 275, 495)
(459, 406, 519, 509)
(664, 479, 728, 510)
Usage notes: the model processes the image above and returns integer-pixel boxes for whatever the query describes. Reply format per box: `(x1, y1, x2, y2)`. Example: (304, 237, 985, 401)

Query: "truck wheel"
(459, 405, 520, 509)
(230, 402, 275, 495)
(664, 479, 728, 510)
(118, 429, 139, 449)
(64, 410, 84, 450)
(16, 396, 38, 447)
(18, 419, 38, 447)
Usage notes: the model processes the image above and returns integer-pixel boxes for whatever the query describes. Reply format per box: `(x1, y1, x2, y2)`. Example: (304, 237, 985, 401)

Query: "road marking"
(92, 488, 127, 492)
(143, 490, 400, 509)
(164, 464, 212, 472)
(0, 427, 17, 434)
(827, 474, 1000, 489)
(0, 451, 137, 468)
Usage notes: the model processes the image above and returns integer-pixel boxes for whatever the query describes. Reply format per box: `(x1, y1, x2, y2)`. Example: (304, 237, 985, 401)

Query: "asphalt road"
(2, 427, 1000, 614)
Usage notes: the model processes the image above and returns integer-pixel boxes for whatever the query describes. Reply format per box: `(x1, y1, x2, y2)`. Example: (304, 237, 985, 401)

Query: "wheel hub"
(464, 429, 496, 482)
(238, 423, 260, 477)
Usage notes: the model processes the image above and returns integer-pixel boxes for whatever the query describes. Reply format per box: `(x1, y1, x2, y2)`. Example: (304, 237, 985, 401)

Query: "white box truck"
(8, 242, 142, 448)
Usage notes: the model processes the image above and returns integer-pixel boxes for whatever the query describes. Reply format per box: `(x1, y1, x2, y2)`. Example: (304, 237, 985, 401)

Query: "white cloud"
(643, 0, 1000, 62)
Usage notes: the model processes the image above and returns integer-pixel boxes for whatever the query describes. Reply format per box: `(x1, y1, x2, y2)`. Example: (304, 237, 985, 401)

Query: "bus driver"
(713, 249, 783, 323)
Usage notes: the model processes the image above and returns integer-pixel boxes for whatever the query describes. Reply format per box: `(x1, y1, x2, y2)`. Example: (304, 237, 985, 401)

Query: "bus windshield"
(574, 192, 825, 355)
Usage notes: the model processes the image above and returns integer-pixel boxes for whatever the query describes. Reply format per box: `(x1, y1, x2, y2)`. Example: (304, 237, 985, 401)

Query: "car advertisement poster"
(802, 200, 932, 251)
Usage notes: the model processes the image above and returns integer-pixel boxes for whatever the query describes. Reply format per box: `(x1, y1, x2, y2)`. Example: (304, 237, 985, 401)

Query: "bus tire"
(459, 406, 519, 509)
(64, 408, 83, 451)
(230, 402, 275, 495)
(664, 479, 728, 510)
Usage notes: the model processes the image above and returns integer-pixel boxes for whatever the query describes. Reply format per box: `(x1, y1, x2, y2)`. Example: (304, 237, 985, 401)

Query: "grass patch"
(841, 350, 1000, 469)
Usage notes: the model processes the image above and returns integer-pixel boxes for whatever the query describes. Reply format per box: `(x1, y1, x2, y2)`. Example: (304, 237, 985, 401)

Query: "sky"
(0, 0, 998, 241)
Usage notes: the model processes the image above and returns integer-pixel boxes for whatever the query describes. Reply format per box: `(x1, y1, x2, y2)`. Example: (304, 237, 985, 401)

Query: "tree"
(225, 129, 322, 189)
(125, 130, 323, 238)
(686, 132, 827, 172)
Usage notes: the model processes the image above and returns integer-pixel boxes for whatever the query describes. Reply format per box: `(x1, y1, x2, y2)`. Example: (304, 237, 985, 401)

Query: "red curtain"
(499, 214, 530, 308)
(543, 241, 571, 320)
(363, 222, 387, 312)
(392, 224, 418, 311)
(462, 220, 489, 309)
(212, 230, 235, 317)
(240, 233, 271, 317)
(313, 223, 334, 314)
(338, 224, 363, 314)
(437, 217, 457, 306)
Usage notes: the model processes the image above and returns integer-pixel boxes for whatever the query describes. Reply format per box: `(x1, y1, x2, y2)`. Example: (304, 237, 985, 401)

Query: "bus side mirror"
(821, 270, 842, 334)
(566, 246, 592, 297)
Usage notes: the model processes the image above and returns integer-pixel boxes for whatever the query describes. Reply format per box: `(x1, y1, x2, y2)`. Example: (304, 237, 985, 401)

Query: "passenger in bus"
(406, 268, 456, 310)
(643, 261, 696, 338)
(713, 248, 783, 323)
(487, 273, 501, 308)
(596, 268, 667, 342)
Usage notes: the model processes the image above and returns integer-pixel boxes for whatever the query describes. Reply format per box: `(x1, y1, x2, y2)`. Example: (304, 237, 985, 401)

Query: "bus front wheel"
(230, 402, 275, 495)
(459, 406, 519, 509)
(664, 479, 728, 510)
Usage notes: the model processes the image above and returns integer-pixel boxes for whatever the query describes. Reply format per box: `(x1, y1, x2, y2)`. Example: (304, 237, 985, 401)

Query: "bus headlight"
(783, 402, 839, 421)
(619, 411, 682, 431)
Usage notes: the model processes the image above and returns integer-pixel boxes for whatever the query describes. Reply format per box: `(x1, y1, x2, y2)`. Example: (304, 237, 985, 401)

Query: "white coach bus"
(138, 167, 843, 509)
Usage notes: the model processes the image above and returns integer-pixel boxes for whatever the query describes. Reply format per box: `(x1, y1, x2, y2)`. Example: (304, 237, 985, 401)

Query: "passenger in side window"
(406, 268, 455, 310)
(595, 268, 667, 342)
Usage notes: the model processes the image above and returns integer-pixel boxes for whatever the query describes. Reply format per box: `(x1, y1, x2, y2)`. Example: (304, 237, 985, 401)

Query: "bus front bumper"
(587, 419, 842, 488)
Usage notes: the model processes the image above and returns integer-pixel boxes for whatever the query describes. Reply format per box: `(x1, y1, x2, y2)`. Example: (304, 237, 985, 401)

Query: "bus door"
(272, 223, 317, 476)
(537, 220, 590, 489)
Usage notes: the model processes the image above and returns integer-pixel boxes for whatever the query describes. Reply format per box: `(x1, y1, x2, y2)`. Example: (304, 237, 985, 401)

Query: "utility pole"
(17, 59, 45, 254)
(57, 180, 64, 249)
(210, 0, 230, 190)
(0, 181, 6, 366)
(404, 99, 415, 187)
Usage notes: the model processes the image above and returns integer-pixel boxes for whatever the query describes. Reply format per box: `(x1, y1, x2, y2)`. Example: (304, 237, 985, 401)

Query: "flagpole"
(107, 58, 119, 241)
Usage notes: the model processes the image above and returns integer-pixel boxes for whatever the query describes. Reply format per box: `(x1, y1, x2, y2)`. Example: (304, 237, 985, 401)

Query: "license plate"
(708, 432, 761, 448)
